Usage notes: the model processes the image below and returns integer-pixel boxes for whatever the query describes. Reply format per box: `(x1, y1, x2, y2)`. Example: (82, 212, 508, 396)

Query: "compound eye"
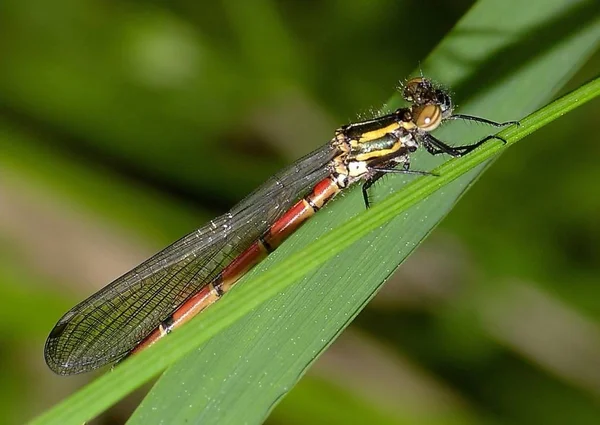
(403, 77, 425, 101)
(414, 104, 442, 131)
(406, 77, 424, 87)
(436, 91, 453, 115)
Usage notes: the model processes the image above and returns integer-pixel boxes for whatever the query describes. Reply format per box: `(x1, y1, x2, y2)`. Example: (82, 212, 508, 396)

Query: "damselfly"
(45, 78, 518, 375)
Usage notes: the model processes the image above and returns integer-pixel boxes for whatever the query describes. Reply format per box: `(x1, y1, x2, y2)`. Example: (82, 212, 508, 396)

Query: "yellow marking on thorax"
(357, 123, 400, 143)
(401, 121, 417, 131)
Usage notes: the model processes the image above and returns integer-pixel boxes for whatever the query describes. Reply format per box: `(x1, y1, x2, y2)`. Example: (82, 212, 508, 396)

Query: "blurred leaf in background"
(0, 0, 598, 424)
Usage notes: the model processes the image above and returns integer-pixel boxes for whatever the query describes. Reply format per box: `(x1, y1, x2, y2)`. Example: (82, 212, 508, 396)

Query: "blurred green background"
(0, 0, 598, 424)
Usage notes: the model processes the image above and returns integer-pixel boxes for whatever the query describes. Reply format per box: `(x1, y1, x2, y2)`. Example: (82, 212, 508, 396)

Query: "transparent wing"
(45, 144, 336, 374)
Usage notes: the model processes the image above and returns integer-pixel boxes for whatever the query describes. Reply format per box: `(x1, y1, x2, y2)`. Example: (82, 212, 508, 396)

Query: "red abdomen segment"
(130, 176, 342, 355)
